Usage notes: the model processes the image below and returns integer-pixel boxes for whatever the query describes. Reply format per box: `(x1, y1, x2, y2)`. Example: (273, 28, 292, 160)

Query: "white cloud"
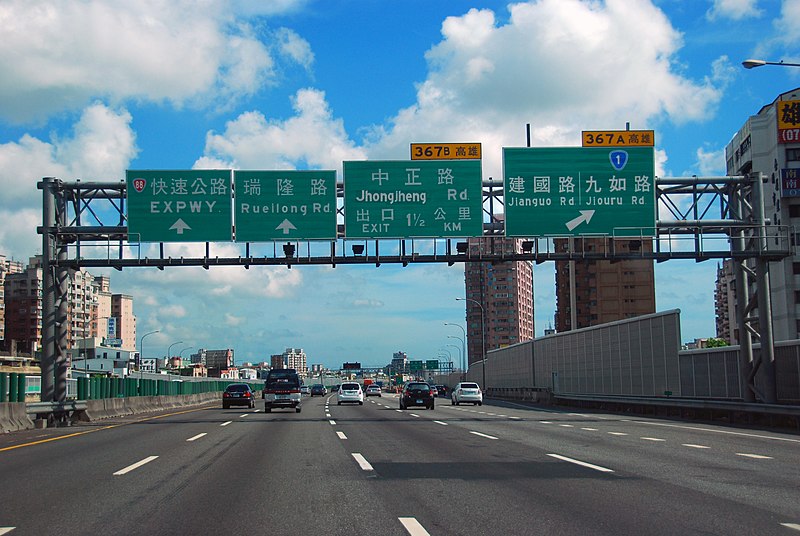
(0, 103, 136, 258)
(199, 88, 367, 171)
(364, 0, 724, 180)
(707, 0, 763, 20)
(0, 0, 308, 123)
(696, 146, 726, 176)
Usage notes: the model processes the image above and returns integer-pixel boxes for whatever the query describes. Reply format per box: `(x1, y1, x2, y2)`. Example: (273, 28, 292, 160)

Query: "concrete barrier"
(83, 392, 220, 422)
(0, 402, 34, 433)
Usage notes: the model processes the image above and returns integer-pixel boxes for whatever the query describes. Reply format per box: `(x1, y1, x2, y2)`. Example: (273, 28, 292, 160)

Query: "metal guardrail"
(25, 400, 88, 416)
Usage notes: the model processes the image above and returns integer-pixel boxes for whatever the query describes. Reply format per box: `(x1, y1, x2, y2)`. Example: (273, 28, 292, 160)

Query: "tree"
(706, 338, 729, 348)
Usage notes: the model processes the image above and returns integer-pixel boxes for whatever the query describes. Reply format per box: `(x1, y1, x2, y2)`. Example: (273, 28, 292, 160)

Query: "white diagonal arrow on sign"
(169, 218, 191, 235)
(276, 219, 297, 235)
(565, 210, 595, 231)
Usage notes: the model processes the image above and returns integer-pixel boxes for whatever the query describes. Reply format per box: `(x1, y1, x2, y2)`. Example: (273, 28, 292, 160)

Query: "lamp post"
(167, 341, 184, 370)
(179, 346, 194, 369)
(446, 344, 461, 377)
(742, 59, 800, 69)
(445, 322, 467, 379)
(456, 297, 486, 390)
(139, 330, 160, 372)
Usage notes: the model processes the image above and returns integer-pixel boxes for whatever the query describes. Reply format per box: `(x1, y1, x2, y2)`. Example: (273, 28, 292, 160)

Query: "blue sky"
(1, 0, 799, 368)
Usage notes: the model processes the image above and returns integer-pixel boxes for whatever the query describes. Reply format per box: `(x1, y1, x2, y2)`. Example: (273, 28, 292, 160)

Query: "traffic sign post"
(343, 160, 483, 238)
(234, 170, 337, 241)
(126, 170, 233, 242)
(503, 147, 656, 237)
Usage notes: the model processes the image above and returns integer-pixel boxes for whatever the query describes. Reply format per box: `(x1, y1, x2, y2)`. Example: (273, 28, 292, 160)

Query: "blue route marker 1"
(609, 150, 629, 171)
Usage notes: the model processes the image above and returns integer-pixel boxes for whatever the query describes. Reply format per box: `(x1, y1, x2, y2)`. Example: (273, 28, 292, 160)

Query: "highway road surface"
(1, 393, 798, 535)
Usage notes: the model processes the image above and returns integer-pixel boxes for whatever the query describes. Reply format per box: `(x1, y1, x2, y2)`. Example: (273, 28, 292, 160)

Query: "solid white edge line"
(0, 528, 16, 535)
(113, 455, 159, 476)
(399, 517, 431, 536)
(336, 431, 347, 440)
(352, 453, 374, 471)
(780, 523, 800, 531)
(470, 431, 498, 440)
(547, 453, 614, 473)
(186, 433, 207, 442)
(220, 421, 233, 427)
(433, 420, 448, 426)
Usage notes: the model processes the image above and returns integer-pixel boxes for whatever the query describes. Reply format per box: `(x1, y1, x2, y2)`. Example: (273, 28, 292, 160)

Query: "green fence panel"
(77, 377, 87, 400)
(15, 374, 25, 402)
(0, 373, 7, 403)
(9, 373, 18, 403)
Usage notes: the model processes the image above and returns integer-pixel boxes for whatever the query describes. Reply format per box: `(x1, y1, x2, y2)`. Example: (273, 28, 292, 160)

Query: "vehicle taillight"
(223, 392, 231, 398)
(243, 392, 251, 397)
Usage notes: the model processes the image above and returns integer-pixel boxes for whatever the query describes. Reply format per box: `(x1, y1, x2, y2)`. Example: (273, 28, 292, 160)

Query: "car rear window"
(226, 384, 250, 392)
(341, 383, 360, 390)
(461, 383, 479, 389)
(407, 383, 430, 391)
(266, 371, 300, 388)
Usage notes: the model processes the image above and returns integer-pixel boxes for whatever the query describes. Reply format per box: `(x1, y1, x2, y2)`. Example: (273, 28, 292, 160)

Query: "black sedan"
(310, 384, 327, 396)
(399, 382, 434, 410)
(222, 383, 256, 409)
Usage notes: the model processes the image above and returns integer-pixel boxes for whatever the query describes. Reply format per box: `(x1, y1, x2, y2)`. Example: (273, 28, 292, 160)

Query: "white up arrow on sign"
(276, 219, 297, 235)
(169, 218, 191, 235)
(565, 210, 595, 231)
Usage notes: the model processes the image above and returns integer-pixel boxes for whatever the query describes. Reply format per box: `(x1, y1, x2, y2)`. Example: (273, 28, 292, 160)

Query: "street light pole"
(138, 330, 160, 388)
(456, 297, 486, 390)
(742, 58, 800, 69)
(446, 344, 461, 377)
(444, 322, 467, 379)
(167, 341, 184, 371)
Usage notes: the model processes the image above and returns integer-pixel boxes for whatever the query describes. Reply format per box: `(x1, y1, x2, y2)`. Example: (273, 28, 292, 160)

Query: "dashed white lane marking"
(547, 454, 614, 473)
(336, 432, 347, 440)
(640, 437, 666, 442)
(220, 421, 233, 427)
(780, 523, 800, 531)
(509, 416, 522, 420)
(252, 409, 261, 412)
(487, 413, 497, 416)
(186, 433, 207, 442)
(326, 413, 332, 418)
(0, 528, 16, 535)
(409, 413, 420, 418)
(470, 431, 498, 440)
(433, 421, 448, 426)
(113, 456, 159, 476)
(239, 414, 249, 418)
(682, 444, 710, 449)
(632, 420, 800, 443)
(608, 432, 628, 436)
(352, 453, 374, 471)
(329, 420, 336, 425)
(736, 453, 773, 459)
(540, 421, 553, 424)
(581, 427, 598, 431)
(396, 410, 403, 413)
(399, 517, 431, 536)
(559, 424, 574, 428)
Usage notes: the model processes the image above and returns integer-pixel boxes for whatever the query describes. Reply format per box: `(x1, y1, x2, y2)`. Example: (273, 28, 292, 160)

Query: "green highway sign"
(409, 360, 423, 371)
(343, 160, 483, 238)
(234, 170, 337, 241)
(503, 147, 656, 237)
(127, 170, 233, 242)
(425, 360, 439, 370)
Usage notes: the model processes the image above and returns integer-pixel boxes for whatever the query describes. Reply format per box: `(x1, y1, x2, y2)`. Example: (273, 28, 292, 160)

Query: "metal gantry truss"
(37, 173, 792, 409)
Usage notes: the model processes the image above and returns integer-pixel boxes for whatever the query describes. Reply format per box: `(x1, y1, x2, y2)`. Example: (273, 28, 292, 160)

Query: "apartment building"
(724, 87, 800, 341)
(554, 238, 655, 331)
(463, 236, 534, 367)
(0, 255, 24, 347)
(714, 261, 738, 344)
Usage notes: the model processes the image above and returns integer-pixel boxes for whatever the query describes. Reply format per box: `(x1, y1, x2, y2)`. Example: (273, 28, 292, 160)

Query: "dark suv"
(263, 368, 302, 413)
(400, 382, 434, 410)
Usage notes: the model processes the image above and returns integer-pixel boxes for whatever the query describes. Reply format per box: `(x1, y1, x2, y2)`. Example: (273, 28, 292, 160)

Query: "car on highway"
(300, 385, 311, 395)
(451, 382, 483, 406)
(263, 368, 302, 413)
(435, 385, 449, 398)
(337, 382, 364, 405)
(430, 385, 439, 397)
(400, 382, 434, 410)
(222, 383, 256, 409)
(310, 384, 327, 396)
(365, 384, 382, 397)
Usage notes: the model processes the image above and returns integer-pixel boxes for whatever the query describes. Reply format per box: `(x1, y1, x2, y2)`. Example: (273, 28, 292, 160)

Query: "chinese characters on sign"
(234, 170, 337, 241)
(126, 170, 233, 242)
(777, 100, 800, 144)
(781, 168, 800, 197)
(343, 160, 483, 238)
(503, 147, 656, 237)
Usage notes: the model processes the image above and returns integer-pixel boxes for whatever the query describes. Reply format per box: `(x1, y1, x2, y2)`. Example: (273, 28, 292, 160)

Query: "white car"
(451, 382, 483, 406)
(337, 382, 364, 405)
(300, 385, 311, 395)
